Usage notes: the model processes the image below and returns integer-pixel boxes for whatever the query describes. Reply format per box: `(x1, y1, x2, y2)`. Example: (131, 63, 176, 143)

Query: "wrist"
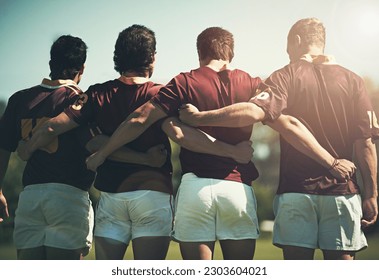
(328, 158, 339, 171)
(191, 112, 203, 127)
(96, 150, 108, 162)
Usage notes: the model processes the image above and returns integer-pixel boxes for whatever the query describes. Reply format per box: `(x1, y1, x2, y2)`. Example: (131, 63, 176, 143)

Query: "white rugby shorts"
(172, 173, 260, 242)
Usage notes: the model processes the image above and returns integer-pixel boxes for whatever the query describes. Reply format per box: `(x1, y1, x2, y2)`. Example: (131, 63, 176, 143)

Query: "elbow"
(162, 117, 187, 147)
(42, 123, 59, 138)
(239, 103, 265, 126)
(278, 115, 302, 132)
(244, 111, 263, 126)
(171, 132, 187, 147)
(167, 125, 187, 146)
(128, 116, 150, 131)
(284, 115, 301, 127)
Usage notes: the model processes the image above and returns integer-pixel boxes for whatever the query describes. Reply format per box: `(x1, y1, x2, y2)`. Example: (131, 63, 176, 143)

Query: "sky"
(1, 0, 379, 101)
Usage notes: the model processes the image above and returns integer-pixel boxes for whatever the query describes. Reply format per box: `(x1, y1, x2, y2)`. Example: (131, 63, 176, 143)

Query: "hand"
(86, 152, 106, 172)
(179, 104, 201, 126)
(0, 190, 9, 223)
(232, 140, 254, 164)
(146, 144, 167, 167)
(17, 140, 32, 161)
(361, 197, 378, 228)
(328, 159, 356, 180)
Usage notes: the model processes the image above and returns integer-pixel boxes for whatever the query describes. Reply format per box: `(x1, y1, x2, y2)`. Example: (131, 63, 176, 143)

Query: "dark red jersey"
(251, 56, 379, 195)
(0, 79, 95, 191)
(65, 79, 173, 194)
(151, 66, 262, 186)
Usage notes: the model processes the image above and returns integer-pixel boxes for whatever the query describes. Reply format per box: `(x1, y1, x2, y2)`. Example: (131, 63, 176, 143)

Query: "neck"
(304, 45, 324, 57)
(201, 59, 230, 72)
(119, 74, 150, 85)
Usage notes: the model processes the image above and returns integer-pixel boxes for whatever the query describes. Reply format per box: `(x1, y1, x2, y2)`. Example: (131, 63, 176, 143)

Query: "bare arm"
(86, 134, 167, 168)
(86, 101, 167, 171)
(267, 115, 356, 180)
(179, 103, 355, 179)
(354, 138, 378, 228)
(17, 112, 78, 161)
(0, 149, 11, 222)
(162, 117, 253, 164)
(179, 102, 265, 127)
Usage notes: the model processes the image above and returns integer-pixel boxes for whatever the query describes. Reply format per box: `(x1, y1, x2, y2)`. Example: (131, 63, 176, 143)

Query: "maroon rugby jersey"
(151, 66, 262, 186)
(64, 79, 173, 194)
(0, 79, 95, 191)
(252, 56, 379, 195)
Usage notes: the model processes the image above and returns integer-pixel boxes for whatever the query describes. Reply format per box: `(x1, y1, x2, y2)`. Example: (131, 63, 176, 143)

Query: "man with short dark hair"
(0, 35, 94, 260)
(85, 26, 355, 260)
(179, 18, 378, 260)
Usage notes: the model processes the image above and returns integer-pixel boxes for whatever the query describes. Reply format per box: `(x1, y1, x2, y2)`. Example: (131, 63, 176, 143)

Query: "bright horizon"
(1, 0, 379, 101)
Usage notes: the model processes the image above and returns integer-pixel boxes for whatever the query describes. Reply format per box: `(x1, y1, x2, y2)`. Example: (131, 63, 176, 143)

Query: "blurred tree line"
(0, 77, 378, 245)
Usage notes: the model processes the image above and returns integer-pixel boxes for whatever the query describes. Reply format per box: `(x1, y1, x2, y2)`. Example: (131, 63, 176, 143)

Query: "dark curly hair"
(49, 35, 87, 80)
(196, 27, 234, 62)
(113, 24, 156, 76)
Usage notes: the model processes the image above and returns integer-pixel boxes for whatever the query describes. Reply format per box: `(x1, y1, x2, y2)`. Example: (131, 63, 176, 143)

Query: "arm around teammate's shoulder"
(179, 102, 265, 128)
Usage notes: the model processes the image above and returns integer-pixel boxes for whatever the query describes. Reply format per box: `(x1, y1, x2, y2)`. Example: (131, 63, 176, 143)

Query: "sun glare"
(331, 0, 379, 60)
(358, 9, 379, 37)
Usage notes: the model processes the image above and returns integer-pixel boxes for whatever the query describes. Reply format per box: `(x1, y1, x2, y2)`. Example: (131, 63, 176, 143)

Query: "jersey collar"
(40, 78, 82, 95)
(118, 76, 150, 85)
(300, 54, 337, 65)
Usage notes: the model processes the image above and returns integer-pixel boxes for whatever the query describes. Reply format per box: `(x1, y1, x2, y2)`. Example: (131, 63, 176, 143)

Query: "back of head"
(113, 24, 156, 76)
(196, 27, 234, 62)
(288, 18, 326, 51)
(49, 35, 87, 80)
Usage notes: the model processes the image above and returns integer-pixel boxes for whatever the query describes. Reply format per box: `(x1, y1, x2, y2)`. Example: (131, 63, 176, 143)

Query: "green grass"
(2, 231, 377, 260)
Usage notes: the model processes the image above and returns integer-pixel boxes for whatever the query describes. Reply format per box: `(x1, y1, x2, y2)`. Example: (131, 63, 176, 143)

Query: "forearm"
(0, 149, 11, 188)
(354, 138, 378, 199)
(163, 118, 242, 159)
(86, 135, 151, 165)
(268, 115, 334, 168)
(94, 116, 149, 161)
(181, 102, 265, 127)
(27, 112, 78, 154)
(95, 101, 165, 160)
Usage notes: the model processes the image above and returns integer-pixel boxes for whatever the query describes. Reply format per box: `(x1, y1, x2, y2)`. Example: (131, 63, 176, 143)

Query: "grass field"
(1, 231, 378, 260)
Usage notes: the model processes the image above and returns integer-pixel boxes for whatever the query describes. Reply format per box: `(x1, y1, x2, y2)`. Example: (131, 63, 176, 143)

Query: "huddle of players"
(0, 17, 377, 260)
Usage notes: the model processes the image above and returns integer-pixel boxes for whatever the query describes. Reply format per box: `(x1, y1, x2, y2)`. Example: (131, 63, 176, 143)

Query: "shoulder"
(230, 69, 262, 81)
(6, 85, 40, 105)
(146, 82, 164, 96)
(86, 79, 118, 93)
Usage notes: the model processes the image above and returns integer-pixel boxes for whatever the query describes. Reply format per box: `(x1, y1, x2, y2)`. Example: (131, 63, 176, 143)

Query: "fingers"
(180, 104, 191, 110)
(85, 156, 98, 172)
(361, 218, 376, 228)
(0, 205, 9, 222)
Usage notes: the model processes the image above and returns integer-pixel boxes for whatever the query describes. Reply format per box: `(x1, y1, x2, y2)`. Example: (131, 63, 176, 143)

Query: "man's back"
(152, 66, 261, 185)
(64, 79, 173, 193)
(260, 57, 378, 194)
(0, 80, 94, 190)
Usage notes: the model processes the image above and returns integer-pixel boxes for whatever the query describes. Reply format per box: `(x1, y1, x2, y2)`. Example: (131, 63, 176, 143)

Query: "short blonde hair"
(288, 18, 326, 50)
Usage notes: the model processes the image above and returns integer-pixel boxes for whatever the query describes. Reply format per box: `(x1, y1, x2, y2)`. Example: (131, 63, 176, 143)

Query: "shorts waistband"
(24, 183, 87, 194)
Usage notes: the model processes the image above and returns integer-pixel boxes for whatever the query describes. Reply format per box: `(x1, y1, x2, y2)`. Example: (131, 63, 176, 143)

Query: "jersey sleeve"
(64, 87, 94, 125)
(0, 95, 20, 152)
(150, 75, 186, 117)
(250, 68, 290, 122)
(353, 77, 379, 140)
